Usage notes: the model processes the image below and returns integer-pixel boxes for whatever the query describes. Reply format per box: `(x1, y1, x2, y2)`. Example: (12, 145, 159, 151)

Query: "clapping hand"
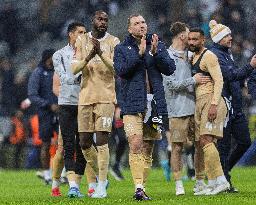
(91, 37, 103, 56)
(151, 34, 159, 55)
(139, 35, 146, 56)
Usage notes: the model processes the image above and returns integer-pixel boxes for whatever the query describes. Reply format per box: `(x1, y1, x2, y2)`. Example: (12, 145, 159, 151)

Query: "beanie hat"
(209, 20, 231, 43)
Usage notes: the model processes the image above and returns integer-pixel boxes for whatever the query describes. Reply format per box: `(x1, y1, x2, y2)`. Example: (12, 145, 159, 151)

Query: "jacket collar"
(213, 43, 229, 53)
(124, 33, 153, 46)
(38, 64, 54, 72)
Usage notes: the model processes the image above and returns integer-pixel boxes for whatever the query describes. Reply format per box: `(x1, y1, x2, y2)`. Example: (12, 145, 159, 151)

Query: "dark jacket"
(248, 70, 256, 100)
(210, 43, 253, 114)
(115, 76, 124, 109)
(113, 34, 175, 115)
(28, 64, 57, 113)
(0, 66, 16, 115)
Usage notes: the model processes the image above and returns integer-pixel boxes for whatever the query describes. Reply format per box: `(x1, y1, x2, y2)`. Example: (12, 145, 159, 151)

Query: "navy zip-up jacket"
(248, 70, 256, 100)
(113, 34, 176, 115)
(28, 64, 57, 113)
(210, 43, 254, 114)
(115, 76, 124, 108)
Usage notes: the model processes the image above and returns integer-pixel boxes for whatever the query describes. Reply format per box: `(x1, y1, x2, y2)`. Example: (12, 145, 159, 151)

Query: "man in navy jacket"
(209, 20, 256, 192)
(114, 14, 175, 200)
(28, 49, 58, 184)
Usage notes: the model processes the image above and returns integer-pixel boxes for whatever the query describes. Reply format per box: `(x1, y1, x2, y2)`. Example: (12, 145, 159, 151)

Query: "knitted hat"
(209, 20, 231, 43)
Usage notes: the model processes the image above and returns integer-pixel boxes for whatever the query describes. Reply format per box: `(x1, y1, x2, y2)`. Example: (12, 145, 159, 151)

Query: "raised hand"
(139, 35, 146, 56)
(85, 47, 97, 62)
(151, 34, 159, 55)
(91, 37, 103, 56)
(208, 104, 217, 122)
(75, 34, 87, 53)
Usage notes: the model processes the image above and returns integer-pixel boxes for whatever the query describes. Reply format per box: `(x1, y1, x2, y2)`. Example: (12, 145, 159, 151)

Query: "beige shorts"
(123, 113, 161, 140)
(195, 94, 227, 139)
(168, 115, 196, 143)
(78, 103, 115, 133)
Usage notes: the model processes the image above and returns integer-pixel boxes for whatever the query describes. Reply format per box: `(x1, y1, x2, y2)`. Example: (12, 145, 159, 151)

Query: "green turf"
(0, 167, 256, 205)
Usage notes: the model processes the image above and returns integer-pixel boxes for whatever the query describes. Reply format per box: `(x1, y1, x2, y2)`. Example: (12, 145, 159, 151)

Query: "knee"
(129, 135, 143, 154)
(79, 140, 92, 150)
(130, 143, 142, 153)
(79, 133, 93, 150)
(173, 143, 183, 153)
(199, 136, 213, 148)
(95, 132, 109, 146)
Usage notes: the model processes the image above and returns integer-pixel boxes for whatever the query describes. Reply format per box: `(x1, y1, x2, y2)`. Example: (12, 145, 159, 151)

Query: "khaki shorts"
(78, 103, 115, 132)
(123, 113, 161, 140)
(195, 94, 227, 139)
(168, 115, 195, 142)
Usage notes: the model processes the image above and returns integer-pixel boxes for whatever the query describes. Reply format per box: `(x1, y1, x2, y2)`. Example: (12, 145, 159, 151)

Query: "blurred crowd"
(1, 0, 256, 169)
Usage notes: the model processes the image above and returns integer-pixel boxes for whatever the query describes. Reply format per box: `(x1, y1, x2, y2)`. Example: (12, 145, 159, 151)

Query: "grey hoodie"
(162, 46, 196, 118)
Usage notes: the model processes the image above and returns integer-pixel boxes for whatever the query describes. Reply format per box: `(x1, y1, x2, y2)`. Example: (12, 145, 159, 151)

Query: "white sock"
(69, 181, 78, 189)
(61, 168, 66, 178)
(43, 170, 51, 180)
(208, 179, 216, 187)
(89, 182, 97, 189)
(216, 175, 228, 184)
(176, 180, 183, 187)
(98, 180, 107, 187)
(52, 180, 60, 189)
(135, 184, 144, 190)
(196, 179, 205, 184)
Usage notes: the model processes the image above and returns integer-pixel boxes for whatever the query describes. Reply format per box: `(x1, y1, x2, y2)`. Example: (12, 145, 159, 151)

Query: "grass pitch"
(0, 167, 256, 205)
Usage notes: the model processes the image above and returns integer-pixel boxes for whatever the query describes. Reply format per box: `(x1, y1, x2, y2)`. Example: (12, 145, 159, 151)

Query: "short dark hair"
(67, 22, 85, 34)
(170, 22, 188, 37)
(189, 28, 205, 36)
(92, 10, 108, 20)
(127, 14, 142, 27)
(40, 48, 55, 65)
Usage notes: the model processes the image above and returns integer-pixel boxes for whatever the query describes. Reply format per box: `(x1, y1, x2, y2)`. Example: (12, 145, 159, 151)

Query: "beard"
(188, 45, 200, 52)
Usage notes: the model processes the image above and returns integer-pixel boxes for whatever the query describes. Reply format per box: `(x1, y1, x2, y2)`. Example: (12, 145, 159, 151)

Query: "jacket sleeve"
(53, 52, 80, 85)
(248, 70, 256, 99)
(28, 69, 50, 108)
(163, 74, 196, 92)
(154, 42, 176, 76)
(219, 56, 253, 81)
(114, 45, 144, 79)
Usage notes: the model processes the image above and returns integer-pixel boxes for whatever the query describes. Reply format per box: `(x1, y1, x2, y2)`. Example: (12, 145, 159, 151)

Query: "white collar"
(88, 32, 109, 42)
(66, 43, 75, 51)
